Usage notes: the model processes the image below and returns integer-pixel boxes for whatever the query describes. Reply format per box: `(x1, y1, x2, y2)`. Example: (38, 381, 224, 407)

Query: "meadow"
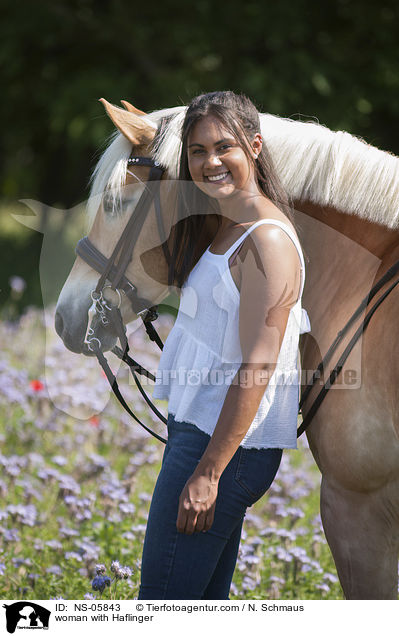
(0, 304, 344, 600)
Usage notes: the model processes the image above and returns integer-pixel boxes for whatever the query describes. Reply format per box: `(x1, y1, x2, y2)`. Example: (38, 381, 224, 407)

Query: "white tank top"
(153, 219, 311, 449)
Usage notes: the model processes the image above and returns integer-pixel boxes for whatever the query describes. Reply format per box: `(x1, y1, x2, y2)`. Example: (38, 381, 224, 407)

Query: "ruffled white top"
(153, 219, 311, 449)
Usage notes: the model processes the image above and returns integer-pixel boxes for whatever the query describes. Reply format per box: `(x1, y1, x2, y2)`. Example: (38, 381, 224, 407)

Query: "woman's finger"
(176, 500, 188, 533)
(203, 506, 216, 532)
(194, 511, 207, 533)
(184, 510, 199, 535)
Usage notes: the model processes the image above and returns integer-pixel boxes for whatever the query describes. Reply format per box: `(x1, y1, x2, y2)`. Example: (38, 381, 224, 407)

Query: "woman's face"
(187, 115, 262, 201)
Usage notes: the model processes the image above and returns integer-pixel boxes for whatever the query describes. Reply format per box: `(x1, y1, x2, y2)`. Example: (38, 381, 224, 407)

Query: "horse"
(55, 99, 399, 599)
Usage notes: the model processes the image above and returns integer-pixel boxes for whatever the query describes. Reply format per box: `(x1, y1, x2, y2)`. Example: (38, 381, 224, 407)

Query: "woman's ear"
(252, 133, 263, 159)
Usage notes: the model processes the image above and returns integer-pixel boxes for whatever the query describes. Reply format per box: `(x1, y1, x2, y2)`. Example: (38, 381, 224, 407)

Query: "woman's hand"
(176, 473, 219, 534)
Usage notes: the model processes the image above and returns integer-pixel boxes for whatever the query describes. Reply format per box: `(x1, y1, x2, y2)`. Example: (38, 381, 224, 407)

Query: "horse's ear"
(99, 98, 156, 145)
(120, 100, 147, 116)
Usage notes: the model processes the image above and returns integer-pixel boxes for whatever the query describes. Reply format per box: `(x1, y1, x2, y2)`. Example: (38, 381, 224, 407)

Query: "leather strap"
(298, 260, 399, 437)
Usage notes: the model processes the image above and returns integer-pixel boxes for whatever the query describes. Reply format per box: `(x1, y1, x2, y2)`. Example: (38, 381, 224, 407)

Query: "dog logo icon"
(3, 602, 51, 633)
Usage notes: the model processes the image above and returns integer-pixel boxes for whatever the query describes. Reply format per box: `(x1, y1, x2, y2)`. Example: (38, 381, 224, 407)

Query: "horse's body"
(297, 202, 399, 599)
(55, 101, 399, 599)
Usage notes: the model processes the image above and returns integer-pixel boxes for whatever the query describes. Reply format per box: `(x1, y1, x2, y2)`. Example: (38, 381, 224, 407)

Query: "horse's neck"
(295, 201, 399, 348)
(296, 201, 399, 260)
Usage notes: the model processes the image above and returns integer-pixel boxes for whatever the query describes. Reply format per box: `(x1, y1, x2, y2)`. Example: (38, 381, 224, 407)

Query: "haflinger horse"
(55, 99, 399, 600)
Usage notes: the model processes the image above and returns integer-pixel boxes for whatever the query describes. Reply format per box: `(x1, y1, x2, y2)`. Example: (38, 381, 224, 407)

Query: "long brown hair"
(168, 91, 293, 287)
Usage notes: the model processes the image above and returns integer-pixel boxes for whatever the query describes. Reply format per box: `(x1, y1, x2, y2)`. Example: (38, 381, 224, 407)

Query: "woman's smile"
(205, 170, 231, 183)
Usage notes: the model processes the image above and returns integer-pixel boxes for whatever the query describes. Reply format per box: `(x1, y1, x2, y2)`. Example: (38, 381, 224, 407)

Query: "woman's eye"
(219, 144, 231, 151)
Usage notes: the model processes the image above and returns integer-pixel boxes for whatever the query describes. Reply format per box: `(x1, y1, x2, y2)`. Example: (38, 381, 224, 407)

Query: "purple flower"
(52, 456, 68, 466)
(121, 531, 135, 541)
(138, 492, 152, 502)
(58, 474, 81, 495)
(229, 582, 238, 596)
(45, 540, 63, 550)
(74, 538, 101, 562)
(64, 495, 78, 506)
(12, 557, 33, 568)
(310, 559, 323, 574)
(260, 527, 276, 536)
(122, 566, 133, 579)
(269, 576, 285, 585)
(7, 503, 37, 526)
(89, 454, 109, 469)
(242, 576, 257, 591)
(119, 502, 136, 515)
(323, 572, 339, 584)
(286, 506, 305, 519)
(59, 526, 79, 538)
(37, 467, 61, 481)
(244, 512, 264, 528)
(76, 510, 92, 522)
(274, 528, 296, 540)
(275, 506, 289, 518)
(249, 536, 263, 546)
(290, 486, 311, 499)
(268, 496, 285, 506)
(130, 524, 146, 535)
(64, 551, 83, 562)
(3, 528, 20, 542)
(110, 560, 122, 575)
(92, 575, 111, 592)
(275, 547, 293, 563)
(242, 554, 260, 565)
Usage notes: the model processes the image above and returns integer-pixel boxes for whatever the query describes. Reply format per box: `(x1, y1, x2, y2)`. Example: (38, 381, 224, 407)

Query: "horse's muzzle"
(54, 306, 118, 355)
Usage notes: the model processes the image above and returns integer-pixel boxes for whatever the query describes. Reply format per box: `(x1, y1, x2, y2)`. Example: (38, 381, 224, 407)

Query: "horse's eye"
(102, 191, 115, 215)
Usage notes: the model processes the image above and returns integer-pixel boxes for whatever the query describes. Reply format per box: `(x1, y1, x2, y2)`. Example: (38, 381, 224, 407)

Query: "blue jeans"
(138, 414, 282, 600)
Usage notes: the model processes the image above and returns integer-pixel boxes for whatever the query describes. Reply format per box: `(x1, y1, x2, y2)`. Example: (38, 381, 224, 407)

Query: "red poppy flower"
(30, 379, 44, 392)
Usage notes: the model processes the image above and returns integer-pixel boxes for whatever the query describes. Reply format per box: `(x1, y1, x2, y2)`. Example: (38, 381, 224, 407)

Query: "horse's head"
(55, 100, 176, 354)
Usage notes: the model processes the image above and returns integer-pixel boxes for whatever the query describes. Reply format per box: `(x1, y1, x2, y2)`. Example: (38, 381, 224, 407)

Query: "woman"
(138, 91, 310, 599)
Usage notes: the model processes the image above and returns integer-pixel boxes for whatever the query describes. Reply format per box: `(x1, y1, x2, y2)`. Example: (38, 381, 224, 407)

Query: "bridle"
(74, 154, 399, 444)
(75, 155, 169, 443)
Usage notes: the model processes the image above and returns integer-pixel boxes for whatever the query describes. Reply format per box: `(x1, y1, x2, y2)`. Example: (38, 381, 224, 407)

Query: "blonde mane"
(88, 105, 399, 230)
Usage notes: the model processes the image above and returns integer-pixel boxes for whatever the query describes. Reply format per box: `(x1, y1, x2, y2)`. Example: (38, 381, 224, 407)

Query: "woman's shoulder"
(242, 201, 300, 255)
(253, 199, 298, 237)
(237, 203, 303, 291)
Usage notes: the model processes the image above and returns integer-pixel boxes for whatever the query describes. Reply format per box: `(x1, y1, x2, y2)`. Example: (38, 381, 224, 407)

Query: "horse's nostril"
(54, 311, 64, 337)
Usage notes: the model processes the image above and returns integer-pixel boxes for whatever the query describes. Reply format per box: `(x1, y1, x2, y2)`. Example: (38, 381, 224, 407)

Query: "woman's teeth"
(207, 172, 229, 182)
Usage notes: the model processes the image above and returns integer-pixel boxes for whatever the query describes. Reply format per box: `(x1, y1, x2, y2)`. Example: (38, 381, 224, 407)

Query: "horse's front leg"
(320, 476, 399, 599)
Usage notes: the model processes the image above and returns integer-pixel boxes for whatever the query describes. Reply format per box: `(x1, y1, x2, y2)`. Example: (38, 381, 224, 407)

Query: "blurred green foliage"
(1, 0, 399, 311)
